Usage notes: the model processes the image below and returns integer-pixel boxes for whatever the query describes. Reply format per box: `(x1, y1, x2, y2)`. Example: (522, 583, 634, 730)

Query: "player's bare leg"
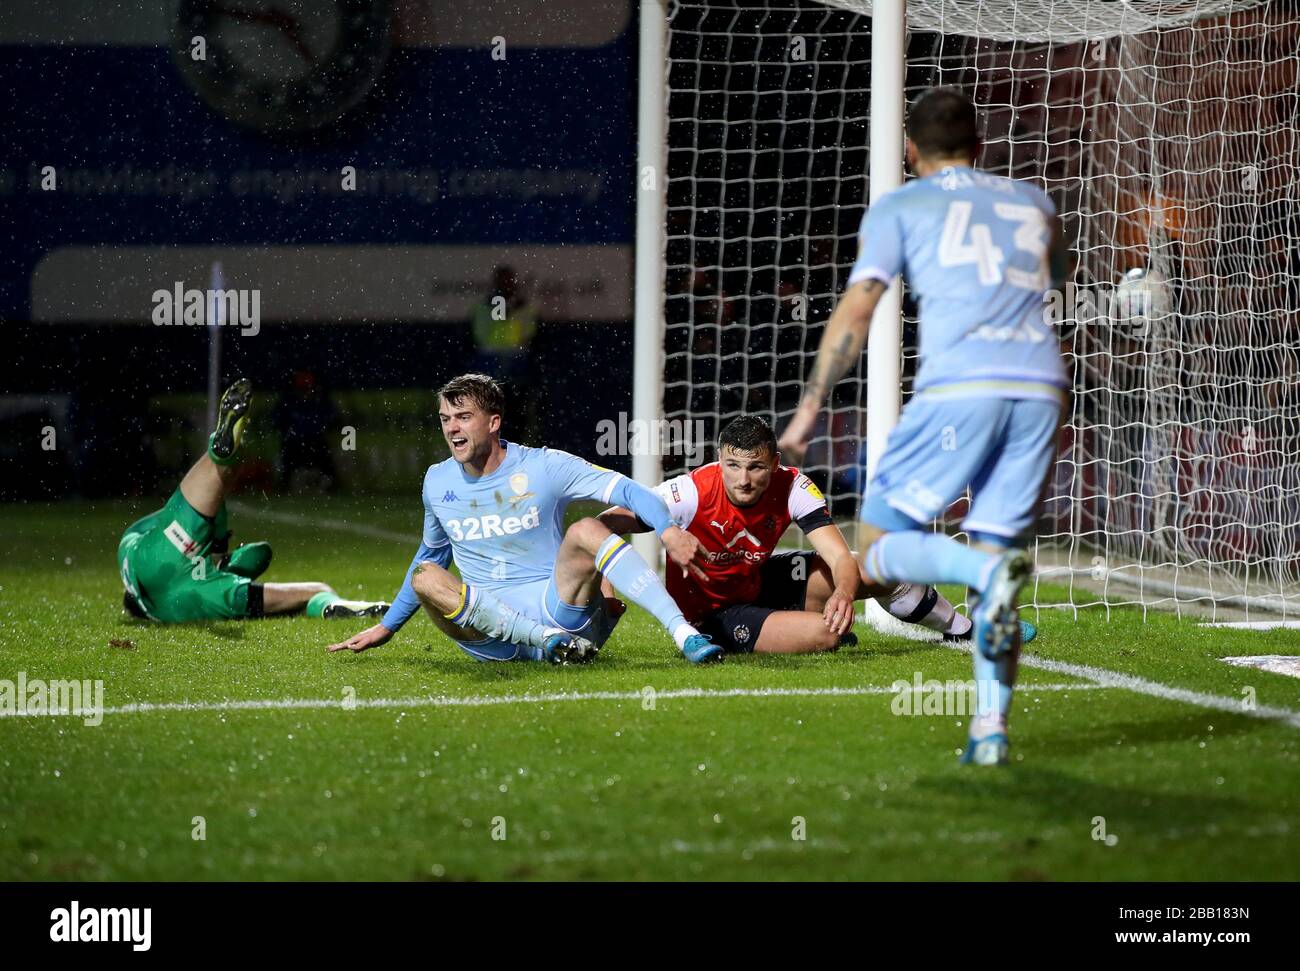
(262, 581, 333, 615)
(179, 377, 253, 516)
(751, 611, 844, 653)
(408, 561, 486, 639)
(799, 551, 891, 611)
(552, 517, 609, 608)
(408, 559, 592, 663)
(179, 376, 251, 515)
(179, 454, 236, 519)
(557, 518, 719, 663)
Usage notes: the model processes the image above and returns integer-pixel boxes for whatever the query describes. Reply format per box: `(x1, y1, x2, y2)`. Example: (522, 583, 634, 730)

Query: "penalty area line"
(0, 682, 1103, 720)
(227, 501, 414, 545)
(867, 603, 1300, 729)
(1022, 653, 1300, 729)
(944, 642, 1300, 729)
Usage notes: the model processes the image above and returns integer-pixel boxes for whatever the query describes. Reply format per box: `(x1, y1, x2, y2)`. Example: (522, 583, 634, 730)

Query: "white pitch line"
(227, 506, 1300, 730)
(1019, 653, 1300, 728)
(944, 642, 1300, 729)
(0, 682, 1102, 721)
(1198, 621, 1300, 631)
(226, 501, 414, 545)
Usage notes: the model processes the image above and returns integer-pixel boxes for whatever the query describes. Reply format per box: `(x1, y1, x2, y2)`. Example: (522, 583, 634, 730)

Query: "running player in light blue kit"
(328, 373, 721, 664)
(780, 87, 1068, 765)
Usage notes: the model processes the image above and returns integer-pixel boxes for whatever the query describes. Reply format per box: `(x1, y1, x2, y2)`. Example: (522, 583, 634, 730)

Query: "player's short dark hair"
(718, 415, 777, 460)
(907, 87, 979, 159)
(438, 373, 504, 418)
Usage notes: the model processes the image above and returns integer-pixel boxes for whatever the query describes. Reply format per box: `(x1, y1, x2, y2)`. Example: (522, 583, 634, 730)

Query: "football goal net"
(634, 0, 1300, 620)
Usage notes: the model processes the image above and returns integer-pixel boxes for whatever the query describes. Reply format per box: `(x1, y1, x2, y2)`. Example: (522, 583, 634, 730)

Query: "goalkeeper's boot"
(946, 618, 1037, 646)
(219, 541, 273, 580)
(208, 378, 253, 465)
(541, 629, 600, 665)
(682, 633, 723, 665)
(973, 549, 1033, 661)
(321, 599, 391, 620)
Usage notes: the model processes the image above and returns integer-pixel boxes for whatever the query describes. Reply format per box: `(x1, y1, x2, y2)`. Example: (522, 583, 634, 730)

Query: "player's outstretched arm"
(547, 450, 707, 582)
(778, 279, 887, 463)
(804, 523, 863, 637)
(327, 623, 394, 654)
(327, 541, 450, 652)
(598, 494, 707, 581)
(599, 507, 707, 581)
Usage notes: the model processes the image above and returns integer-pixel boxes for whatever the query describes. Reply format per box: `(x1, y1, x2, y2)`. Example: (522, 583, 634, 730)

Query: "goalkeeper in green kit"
(116, 379, 389, 624)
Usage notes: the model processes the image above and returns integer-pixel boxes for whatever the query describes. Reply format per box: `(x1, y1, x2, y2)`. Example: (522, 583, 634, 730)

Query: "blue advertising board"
(1, 0, 635, 323)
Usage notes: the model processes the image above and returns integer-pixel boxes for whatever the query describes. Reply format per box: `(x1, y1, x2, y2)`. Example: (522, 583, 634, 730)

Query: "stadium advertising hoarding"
(2, 0, 634, 324)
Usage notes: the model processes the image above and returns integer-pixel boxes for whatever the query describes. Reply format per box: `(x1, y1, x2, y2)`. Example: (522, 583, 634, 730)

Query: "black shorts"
(696, 551, 816, 653)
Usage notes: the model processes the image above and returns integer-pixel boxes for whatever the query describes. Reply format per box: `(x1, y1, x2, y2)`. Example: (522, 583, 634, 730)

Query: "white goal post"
(635, 0, 1300, 619)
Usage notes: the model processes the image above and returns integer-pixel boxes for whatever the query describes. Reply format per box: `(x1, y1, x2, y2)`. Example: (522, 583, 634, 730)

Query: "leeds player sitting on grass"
(327, 373, 721, 664)
(598, 415, 1036, 655)
(117, 379, 390, 623)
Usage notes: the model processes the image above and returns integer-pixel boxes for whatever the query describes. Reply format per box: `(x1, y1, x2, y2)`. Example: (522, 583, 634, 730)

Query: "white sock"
(879, 583, 967, 635)
(970, 712, 1006, 738)
(671, 622, 699, 650)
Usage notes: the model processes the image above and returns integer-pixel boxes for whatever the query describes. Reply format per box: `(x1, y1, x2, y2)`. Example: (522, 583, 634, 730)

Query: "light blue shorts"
(860, 395, 1062, 542)
(454, 575, 616, 662)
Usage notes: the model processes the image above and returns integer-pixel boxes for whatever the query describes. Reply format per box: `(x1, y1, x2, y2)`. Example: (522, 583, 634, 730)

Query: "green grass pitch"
(1, 498, 1298, 881)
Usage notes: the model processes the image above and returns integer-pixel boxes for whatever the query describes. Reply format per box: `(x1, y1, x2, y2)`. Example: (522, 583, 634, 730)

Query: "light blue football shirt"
(849, 165, 1067, 404)
(419, 440, 634, 588)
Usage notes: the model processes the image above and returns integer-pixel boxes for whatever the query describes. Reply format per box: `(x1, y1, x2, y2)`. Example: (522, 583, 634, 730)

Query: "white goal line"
(208, 507, 1300, 730)
(2, 682, 1103, 721)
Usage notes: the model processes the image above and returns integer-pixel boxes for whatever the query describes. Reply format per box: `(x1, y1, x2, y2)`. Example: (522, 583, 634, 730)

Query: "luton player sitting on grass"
(598, 415, 1037, 655)
(116, 379, 390, 624)
(326, 373, 720, 664)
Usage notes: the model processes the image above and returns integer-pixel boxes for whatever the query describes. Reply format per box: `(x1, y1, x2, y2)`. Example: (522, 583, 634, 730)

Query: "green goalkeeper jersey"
(116, 490, 253, 623)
